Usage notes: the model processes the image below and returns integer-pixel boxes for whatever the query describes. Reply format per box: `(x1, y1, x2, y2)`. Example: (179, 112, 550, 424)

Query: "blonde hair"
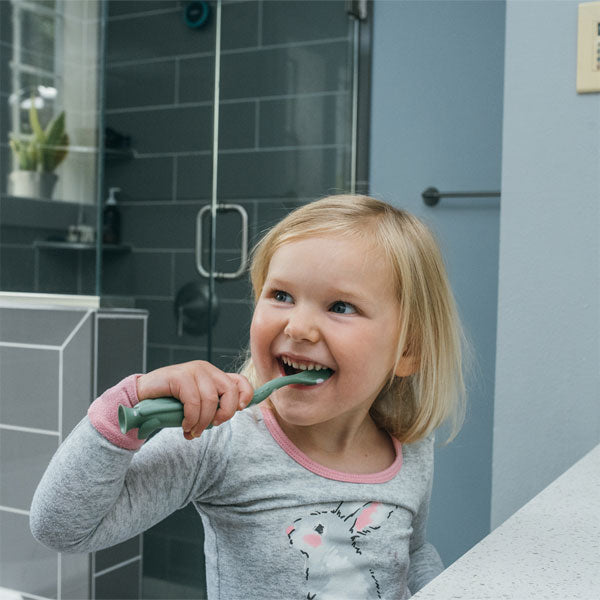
(241, 194, 468, 444)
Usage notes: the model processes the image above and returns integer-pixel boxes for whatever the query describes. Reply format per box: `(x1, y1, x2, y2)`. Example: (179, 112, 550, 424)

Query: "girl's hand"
(136, 361, 254, 440)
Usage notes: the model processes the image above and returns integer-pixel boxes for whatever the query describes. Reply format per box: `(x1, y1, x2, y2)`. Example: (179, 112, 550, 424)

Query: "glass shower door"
(101, 1, 368, 597)
(123, 1, 368, 598)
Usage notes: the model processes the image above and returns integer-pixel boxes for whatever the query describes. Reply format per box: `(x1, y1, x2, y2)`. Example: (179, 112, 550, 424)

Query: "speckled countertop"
(412, 443, 600, 599)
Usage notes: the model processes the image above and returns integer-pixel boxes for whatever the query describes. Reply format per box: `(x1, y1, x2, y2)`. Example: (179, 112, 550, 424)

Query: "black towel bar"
(422, 186, 501, 206)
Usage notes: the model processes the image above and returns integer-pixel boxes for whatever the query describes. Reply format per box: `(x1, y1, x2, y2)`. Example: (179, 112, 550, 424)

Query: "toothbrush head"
(250, 368, 333, 404)
(287, 368, 333, 385)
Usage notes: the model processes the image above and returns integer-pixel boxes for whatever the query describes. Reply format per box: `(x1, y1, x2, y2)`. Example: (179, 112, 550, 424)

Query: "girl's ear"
(394, 354, 419, 377)
(394, 341, 420, 377)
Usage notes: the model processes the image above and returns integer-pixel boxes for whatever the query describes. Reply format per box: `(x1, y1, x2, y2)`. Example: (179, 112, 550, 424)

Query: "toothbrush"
(118, 368, 332, 440)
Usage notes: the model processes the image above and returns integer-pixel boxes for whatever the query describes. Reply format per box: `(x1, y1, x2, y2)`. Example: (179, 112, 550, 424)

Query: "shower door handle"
(196, 204, 249, 279)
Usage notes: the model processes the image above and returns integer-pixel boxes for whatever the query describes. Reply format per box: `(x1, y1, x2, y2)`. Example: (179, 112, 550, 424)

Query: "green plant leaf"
(9, 136, 36, 170)
(29, 98, 45, 142)
(11, 102, 69, 172)
(44, 111, 65, 145)
(40, 112, 68, 172)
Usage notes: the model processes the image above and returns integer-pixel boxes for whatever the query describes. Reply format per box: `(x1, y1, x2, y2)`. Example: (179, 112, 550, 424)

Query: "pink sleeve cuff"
(88, 374, 145, 451)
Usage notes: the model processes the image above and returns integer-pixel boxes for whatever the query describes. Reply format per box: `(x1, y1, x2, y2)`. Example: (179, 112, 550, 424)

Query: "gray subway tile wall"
(0, 204, 98, 295)
(103, 0, 353, 377)
(95, 312, 147, 393)
(0, 430, 59, 511)
(219, 42, 350, 99)
(61, 552, 91, 600)
(261, 0, 349, 44)
(100, 1, 356, 597)
(95, 560, 141, 600)
(0, 306, 87, 346)
(106, 60, 179, 109)
(0, 510, 58, 597)
(0, 304, 147, 599)
(62, 313, 95, 435)
(0, 346, 60, 429)
(105, 156, 179, 202)
(95, 537, 141, 574)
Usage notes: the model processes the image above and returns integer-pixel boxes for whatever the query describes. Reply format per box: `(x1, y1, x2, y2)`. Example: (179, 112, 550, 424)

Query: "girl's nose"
(283, 308, 320, 343)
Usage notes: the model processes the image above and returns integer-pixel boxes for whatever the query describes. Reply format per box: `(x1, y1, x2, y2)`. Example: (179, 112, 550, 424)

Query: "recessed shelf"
(34, 240, 132, 253)
(104, 148, 136, 161)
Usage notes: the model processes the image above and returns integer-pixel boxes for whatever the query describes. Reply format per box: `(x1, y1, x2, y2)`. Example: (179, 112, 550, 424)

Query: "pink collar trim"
(260, 405, 403, 483)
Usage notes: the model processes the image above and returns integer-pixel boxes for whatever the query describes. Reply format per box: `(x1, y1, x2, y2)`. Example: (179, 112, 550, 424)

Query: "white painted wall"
(492, 0, 600, 527)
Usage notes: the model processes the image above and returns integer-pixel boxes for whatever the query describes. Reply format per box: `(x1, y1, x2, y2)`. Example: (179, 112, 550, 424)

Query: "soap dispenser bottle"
(103, 187, 121, 245)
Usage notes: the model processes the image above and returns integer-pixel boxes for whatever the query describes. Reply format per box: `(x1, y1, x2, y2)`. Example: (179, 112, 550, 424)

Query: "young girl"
(31, 195, 467, 600)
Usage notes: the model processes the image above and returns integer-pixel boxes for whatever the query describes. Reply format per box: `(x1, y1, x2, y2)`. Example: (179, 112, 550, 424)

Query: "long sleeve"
(29, 370, 233, 557)
(30, 417, 213, 553)
(406, 436, 444, 594)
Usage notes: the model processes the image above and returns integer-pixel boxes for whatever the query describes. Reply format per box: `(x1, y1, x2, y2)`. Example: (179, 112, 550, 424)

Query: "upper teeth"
(281, 356, 328, 372)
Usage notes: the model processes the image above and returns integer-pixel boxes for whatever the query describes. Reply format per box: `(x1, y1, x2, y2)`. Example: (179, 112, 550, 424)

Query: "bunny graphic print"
(287, 501, 399, 599)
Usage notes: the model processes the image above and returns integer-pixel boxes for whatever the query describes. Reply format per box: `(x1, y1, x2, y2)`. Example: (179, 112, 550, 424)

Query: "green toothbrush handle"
(118, 398, 185, 440)
(118, 369, 331, 440)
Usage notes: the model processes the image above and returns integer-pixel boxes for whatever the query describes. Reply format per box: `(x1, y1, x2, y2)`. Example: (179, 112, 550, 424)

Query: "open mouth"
(277, 356, 333, 378)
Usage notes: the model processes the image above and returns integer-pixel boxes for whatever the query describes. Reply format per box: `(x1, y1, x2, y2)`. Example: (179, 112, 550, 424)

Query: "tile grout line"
(60, 310, 94, 351)
(99, 143, 346, 157)
(0, 341, 61, 350)
(257, 0, 263, 46)
(57, 551, 62, 600)
(106, 90, 348, 114)
(138, 532, 144, 596)
(106, 36, 351, 67)
(93, 555, 142, 579)
(95, 313, 149, 320)
(93, 313, 99, 399)
(255, 99, 260, 148)
(143, 313, 148, 374)
(0, 505, 30, 516)
(58, 346, 63, 443)
(0, 424, 59, 436)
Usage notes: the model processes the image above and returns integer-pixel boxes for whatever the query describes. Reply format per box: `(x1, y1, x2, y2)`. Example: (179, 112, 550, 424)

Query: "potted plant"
(8, 98, 69, 199)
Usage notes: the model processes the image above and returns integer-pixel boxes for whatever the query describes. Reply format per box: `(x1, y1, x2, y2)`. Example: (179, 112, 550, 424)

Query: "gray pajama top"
(30, 376, 443, 599)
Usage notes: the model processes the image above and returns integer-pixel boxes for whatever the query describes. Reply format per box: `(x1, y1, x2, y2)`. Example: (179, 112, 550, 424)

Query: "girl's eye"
(274, 290, 293, 303)
(329, 301, 356, 314)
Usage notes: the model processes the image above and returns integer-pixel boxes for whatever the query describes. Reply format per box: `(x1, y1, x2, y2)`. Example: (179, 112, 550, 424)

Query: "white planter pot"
(8, 171, 58, 200)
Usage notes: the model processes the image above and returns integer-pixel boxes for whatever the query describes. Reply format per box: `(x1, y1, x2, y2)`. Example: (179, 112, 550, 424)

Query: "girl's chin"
(270, 398, 321, 427)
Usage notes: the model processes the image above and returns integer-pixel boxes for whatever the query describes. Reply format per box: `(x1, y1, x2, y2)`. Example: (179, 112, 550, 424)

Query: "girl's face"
(250, 234, 414, 431)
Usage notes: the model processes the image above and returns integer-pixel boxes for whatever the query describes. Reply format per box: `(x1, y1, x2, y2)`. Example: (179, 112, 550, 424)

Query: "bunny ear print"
(330, 501, 365, 522)
(350, 502, 396, 534)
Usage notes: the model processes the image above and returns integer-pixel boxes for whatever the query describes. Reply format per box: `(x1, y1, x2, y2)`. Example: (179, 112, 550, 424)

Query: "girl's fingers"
(211, 376, 239, 426)
(188, 373, 253, 435)
(228, 374, 254, 410)
(189, 377, 220, 437)
(139, 361, 254, 440)
(179, 376, 204, 435)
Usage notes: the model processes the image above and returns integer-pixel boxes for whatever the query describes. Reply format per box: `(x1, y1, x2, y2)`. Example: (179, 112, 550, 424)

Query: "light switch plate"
(577, 2, 600, 93)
